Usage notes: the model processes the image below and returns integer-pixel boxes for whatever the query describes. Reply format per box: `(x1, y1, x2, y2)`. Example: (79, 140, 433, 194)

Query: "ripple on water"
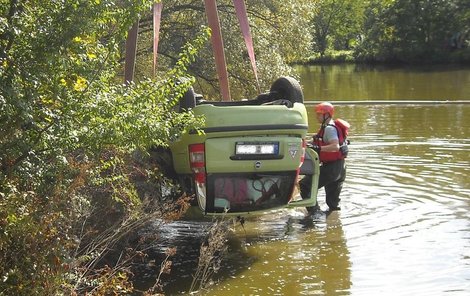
(136, 134, 470, 295)
(339, 138, 470, 296)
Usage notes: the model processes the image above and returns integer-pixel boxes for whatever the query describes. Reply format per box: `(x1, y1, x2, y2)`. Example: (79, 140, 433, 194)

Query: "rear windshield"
(205, 172, 297, 214)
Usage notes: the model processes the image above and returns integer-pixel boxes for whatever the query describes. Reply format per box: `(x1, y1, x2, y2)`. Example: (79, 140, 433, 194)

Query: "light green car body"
(169, 78, 320, 216)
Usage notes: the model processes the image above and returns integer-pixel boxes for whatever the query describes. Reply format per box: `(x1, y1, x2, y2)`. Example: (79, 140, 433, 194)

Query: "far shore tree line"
(308, 0, 470, 64)
(1, 0, 469, 295)
(133, 0, 470, 99)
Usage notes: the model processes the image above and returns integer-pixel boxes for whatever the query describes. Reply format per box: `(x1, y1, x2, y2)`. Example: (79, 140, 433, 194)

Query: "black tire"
(270, 76, 304, 104)
(179, 86, 196, 112)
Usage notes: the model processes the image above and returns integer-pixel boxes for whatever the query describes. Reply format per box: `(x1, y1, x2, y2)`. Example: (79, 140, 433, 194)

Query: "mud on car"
(168, 77, 320, 216)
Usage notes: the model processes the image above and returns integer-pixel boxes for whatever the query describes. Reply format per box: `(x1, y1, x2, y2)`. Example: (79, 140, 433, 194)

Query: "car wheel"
(270, 76, 304, 104)
(179, 85, 196, 112)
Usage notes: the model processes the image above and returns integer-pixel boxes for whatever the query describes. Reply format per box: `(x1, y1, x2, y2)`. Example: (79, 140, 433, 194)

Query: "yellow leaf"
(74, 76, 87, 91)
(87, 52, 97, 60)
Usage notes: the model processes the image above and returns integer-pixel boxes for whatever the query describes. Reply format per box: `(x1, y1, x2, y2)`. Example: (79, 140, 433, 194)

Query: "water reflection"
(296, 64, 470, 101)
(204, 210, 351, 296)
(335, 104, 470, 295)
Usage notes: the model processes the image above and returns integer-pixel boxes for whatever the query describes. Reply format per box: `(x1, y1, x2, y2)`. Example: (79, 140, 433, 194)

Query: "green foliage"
(387, 0, 458, 60)
(306, 50, 356, 64)
(355, 0, 470, 63)
(0, 0, 205, 294)
(310, 0, 366, 57)
(133, 0, 315, 100)
(0, 186, 76, 295)
(306, 0, 469, 63)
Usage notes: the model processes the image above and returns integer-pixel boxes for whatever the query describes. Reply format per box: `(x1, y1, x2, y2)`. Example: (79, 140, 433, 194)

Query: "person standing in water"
(300, 102, 349, 212)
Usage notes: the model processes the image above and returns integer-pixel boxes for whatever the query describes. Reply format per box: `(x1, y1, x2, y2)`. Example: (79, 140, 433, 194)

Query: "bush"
(0, 1, 207, 294)
(304, 50, 356, 64)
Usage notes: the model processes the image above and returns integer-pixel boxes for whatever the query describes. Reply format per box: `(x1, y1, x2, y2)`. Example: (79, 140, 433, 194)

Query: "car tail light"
(189, 143, 206, 183)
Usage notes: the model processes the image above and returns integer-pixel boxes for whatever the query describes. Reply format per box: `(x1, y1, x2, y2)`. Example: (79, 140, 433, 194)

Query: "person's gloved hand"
(307, 143, 321, 154)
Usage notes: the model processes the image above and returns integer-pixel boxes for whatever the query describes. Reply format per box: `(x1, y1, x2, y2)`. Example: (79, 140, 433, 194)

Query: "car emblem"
(288, 143, 298, 159)
(254, 161, 261, 169)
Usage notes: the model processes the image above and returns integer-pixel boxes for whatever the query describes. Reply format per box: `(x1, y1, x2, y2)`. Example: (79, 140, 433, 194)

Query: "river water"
(139, 64, 470, 295)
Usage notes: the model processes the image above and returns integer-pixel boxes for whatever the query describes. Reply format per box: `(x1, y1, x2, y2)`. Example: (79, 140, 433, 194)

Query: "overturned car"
(169, 77, 320, 216)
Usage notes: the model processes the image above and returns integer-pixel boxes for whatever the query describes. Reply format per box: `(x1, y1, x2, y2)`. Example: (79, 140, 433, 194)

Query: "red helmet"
(315, 102, 334, 116)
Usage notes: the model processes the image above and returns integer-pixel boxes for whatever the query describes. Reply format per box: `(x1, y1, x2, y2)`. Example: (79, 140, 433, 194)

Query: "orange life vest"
(314, 119, 349, 163)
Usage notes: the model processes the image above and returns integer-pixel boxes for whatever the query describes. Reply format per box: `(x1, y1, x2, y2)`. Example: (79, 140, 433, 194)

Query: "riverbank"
(297, 48, 470, 65)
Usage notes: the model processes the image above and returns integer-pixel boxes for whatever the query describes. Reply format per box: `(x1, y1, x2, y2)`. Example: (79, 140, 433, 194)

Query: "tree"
(311, 0, 366, 57)
(354, 0, 395, 61)
(1, 0, 204, 294)
(356, 0, 470, 62)
(133, 0, 315, 100)
(1, 1, 320, 293)
(390, 0, 458, 60)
